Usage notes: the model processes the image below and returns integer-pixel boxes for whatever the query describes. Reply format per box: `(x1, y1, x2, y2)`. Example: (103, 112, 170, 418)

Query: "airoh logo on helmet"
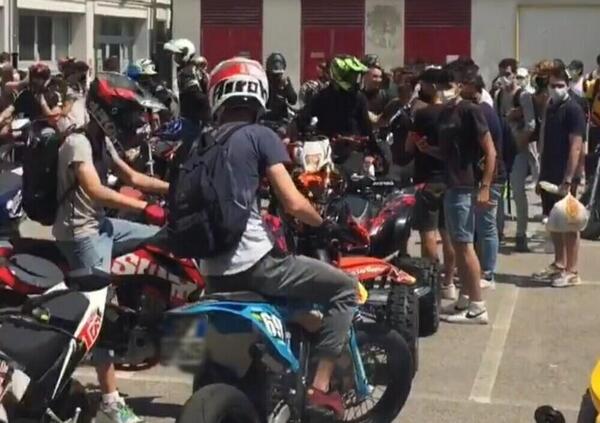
(211, 78, 268, 107)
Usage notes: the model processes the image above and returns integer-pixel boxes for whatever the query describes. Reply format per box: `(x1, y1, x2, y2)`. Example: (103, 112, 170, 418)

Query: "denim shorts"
(444, 187, 476, 243)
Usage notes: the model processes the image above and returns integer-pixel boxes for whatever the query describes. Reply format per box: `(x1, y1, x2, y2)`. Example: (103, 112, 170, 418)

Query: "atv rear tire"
(386, 284, 419, 373)
(394, 257, 441, 337)
(178, 384, 260, 423)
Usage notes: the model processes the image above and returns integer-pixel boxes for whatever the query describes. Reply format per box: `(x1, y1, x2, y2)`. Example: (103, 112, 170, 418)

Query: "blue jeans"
(475, 184, 502, 277)
(444, 187, 476, 243)
(510, 152, 529, 237)
(57, 218, 159, 273)
(57, 218, 159, 364)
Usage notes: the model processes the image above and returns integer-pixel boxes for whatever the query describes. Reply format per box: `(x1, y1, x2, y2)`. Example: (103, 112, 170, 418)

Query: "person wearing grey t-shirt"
(494, 58, 536, 252)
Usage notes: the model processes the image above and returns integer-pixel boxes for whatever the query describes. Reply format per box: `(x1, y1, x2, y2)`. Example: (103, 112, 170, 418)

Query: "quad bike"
(534, 359, 600, 423)
(0, 269, 111, 423)
(161, 225, 414, 423)
(278, 135, 421, 370)
(0, 234, 204, 371)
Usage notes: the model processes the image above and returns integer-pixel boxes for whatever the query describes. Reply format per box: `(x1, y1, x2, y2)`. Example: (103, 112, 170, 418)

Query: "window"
(18, 13, 70, 63)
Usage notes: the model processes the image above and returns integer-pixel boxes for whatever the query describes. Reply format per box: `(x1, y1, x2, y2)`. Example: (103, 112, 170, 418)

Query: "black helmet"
(362, 54, 381, 69)
(87, 72, 165, 143)
(266, 53, 287, 74)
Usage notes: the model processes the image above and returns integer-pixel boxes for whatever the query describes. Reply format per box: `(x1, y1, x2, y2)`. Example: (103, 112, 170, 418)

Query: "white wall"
(365, 0, 404, 70)
(471, 0, 518, 86)
(262, 0, 301, 88)
(172, 0, 201, 49)
(471, 0, 600, 87)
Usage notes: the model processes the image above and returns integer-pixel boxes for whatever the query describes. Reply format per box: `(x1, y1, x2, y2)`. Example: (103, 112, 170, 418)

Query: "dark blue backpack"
(167, 123, 250, 259)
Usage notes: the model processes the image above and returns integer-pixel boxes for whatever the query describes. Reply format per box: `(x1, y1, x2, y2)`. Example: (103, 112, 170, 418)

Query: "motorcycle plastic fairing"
(589, 360, 600, 413)
(166, 300, 300, 371)
(5, 254, 64, 293)
(338, 256, 416, 285)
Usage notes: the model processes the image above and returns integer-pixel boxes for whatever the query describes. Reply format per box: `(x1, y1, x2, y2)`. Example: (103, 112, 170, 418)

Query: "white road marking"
(469, 285, 519, 404)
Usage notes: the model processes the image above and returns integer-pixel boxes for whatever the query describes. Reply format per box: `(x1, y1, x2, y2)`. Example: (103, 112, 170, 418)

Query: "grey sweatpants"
(206, 250, 358, 358)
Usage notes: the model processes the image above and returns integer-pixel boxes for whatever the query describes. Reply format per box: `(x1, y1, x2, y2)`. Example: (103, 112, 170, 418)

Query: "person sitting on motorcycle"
(264, 52, 298, 122)
(164, 38, 211, 125)
(0, 63, 62, 129)
(304, 55, 387, 178)
(53, 72, 169, 423)
(126, 58, 179, 122)
(202, 57, 358, 419)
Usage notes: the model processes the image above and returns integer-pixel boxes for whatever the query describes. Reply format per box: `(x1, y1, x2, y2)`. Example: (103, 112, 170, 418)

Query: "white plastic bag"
(546, 193, 589, 233)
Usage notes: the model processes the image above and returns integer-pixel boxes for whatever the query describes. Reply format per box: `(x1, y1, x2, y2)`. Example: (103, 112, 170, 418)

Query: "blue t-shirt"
(200, 123, 290, 276)
(540, 97, 587, 184)
(478, 102, 506, 183)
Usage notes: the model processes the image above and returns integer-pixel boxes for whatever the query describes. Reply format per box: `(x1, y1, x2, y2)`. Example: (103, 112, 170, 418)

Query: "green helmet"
(330, 55, 368, 91)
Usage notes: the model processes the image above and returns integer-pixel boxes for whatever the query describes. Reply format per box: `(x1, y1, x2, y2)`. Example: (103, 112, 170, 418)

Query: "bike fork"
(349, 327, 371, 398)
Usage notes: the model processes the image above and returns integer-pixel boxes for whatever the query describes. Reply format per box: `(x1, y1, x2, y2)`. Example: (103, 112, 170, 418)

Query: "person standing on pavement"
(535, 67, 585, 288)
(495, 58, 536, 252)
(462, 71, 506, 290)
(405, 68, 456, 300)
(427, 63, 497, 324)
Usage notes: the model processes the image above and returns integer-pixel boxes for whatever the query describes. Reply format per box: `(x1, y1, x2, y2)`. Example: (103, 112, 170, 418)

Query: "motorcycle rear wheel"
(342, 326, 413, 423)
(177, 384, 260, 423)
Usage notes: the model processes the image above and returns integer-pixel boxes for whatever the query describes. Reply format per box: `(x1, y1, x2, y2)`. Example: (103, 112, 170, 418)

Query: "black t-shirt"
(411, 104, 445, 184)
(309, 85, 372, 138)
(478, 102, 506, 183)
(13, 89, 54, 121)
(265, 78, 298, 122)
(438, 100, 490, 188)
(540, 97, 587, 184)
(363, 88, 391, 115)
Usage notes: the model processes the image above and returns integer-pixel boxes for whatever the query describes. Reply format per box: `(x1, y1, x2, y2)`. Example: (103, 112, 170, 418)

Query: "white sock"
(469, 301, 487, 314)
(456, 294, 470, 309)
(102, 391, 121, 405)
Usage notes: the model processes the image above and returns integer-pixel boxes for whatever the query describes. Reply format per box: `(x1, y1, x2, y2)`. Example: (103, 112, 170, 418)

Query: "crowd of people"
(0, 39, 598, 421)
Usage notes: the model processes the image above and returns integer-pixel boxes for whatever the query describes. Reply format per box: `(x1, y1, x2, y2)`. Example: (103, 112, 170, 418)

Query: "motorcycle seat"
(203, 291, 268, 303)
(10, 238, 65, 264)
(0, 291, 90, 381)
(8, 254, 64, 289)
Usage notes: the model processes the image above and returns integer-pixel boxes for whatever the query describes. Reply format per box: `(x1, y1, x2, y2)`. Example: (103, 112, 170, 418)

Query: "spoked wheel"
(341, 325, 413, 423)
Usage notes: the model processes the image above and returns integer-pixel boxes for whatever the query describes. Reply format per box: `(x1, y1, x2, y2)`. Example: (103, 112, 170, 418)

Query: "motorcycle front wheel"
(177, 384, 260, 423)
(342, 325, 413, 423)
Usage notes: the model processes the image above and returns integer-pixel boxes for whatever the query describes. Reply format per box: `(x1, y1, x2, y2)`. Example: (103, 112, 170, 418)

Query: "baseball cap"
(516, 67, 529, 78)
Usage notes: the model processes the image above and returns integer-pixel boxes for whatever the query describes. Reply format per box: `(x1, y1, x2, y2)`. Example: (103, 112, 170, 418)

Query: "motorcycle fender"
(589, 360, 600, 412)
(165, 302, 299, 372)
(392, 205, 413, 238)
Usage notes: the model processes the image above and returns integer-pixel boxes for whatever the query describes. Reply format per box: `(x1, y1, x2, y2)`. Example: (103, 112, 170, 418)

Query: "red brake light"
(401, 195, 416, 207)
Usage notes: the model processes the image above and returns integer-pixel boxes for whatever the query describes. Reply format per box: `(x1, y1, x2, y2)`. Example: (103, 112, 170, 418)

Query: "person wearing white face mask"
(494, 58, 536, 252)
(535, 67, 586, 287)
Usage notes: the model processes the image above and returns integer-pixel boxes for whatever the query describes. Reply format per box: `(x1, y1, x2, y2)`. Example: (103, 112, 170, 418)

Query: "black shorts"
(413, 182, 447, 232)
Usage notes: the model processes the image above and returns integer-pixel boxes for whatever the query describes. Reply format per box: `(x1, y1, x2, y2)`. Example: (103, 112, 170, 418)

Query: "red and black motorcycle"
(0, 235, 204, 371)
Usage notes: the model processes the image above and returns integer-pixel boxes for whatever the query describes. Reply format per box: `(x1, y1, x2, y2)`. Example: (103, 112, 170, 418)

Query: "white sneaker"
(442, 308, 489, 325)
(441, 283, 458, 300)
(551, 272, 582, 288)
(99, 401, 144, 423)
(440, 296, 469, 315)
(480, 278, 496, 290)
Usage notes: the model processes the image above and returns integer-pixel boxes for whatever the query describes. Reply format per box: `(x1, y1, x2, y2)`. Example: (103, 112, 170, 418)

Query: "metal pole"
(10, 0, 18, 68)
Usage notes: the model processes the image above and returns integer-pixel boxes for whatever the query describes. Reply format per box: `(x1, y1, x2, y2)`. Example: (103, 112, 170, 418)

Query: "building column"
(364, 0, 405, 70)
(262, 0, 301, 89)
(85, 0, 96, 75)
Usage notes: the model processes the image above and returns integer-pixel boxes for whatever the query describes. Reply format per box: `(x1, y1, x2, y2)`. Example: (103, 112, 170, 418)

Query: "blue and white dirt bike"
(162, 235, 413, 422)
